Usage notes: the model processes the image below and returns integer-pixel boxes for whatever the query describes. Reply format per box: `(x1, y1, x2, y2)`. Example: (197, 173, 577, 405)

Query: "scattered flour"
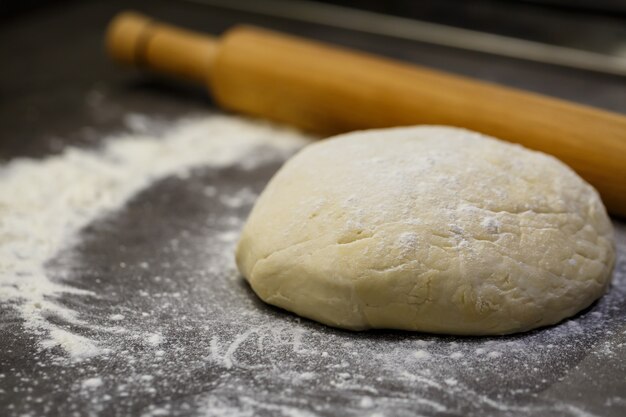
(2, 113, 625, 417)
(0, 114, 310, 360)
(39, 328, 101, 360)
(359, 397, 374, 408)
(480, 216, 501, 234)
(414, 349, 432, 360)
(145, 333, 164, 347)
(487, 351, 503, 359)
(81, 377, 104, 390)
(219, 187, 258, 208)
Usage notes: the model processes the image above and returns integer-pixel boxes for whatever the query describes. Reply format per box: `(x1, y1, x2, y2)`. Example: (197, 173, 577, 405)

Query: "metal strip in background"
(184, 0, 626, 77)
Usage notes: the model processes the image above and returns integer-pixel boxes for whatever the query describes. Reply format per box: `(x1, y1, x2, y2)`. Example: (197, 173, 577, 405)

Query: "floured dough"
(236, 126, 615, 335)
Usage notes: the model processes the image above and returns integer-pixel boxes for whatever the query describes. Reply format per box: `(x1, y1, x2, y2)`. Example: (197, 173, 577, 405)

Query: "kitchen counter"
(1, 1, 625, 416)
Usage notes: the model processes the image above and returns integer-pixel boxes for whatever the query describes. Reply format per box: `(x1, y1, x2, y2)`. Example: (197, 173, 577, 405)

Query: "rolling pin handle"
(106, 11, 217, 84)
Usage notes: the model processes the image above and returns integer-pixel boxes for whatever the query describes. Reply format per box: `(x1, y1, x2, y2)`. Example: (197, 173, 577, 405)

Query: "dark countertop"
(1, 1, 625, 416)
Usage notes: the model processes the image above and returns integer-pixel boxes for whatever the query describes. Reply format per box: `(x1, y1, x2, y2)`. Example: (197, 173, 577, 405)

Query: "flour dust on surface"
(1, 114, 625, 417)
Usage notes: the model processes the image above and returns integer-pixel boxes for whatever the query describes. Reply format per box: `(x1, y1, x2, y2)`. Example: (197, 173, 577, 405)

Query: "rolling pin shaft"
(106, 12, 626, 217)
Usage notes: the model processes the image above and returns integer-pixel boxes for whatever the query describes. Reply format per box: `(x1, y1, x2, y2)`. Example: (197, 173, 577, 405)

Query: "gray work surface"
(1, 1, 625, 416)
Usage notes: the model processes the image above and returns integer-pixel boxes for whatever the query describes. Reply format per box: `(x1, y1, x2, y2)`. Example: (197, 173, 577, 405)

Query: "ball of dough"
(236, 126, 615, 335)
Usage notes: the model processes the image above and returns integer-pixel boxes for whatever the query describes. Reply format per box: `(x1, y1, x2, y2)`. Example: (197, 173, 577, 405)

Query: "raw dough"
(236, 126, 615, 335)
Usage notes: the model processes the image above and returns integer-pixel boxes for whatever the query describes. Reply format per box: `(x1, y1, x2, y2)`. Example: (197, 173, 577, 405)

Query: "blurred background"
(4, 0, 626, 59)
(1, 0, 625, 157)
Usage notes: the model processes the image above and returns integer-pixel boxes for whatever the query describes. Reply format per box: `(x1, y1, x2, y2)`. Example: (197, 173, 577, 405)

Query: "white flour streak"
(145, 333, 164, 347)
(81, 377, 104, 390)
(40, 328, 101, 360)
(0, 114, 310, 360)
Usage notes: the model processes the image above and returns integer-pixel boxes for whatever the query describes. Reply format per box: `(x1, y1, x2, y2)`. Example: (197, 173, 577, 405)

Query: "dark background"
(1, 0, 625, 159)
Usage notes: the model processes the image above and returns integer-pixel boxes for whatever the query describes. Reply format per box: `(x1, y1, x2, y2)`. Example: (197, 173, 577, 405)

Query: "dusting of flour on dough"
(236, 125, 614, 335)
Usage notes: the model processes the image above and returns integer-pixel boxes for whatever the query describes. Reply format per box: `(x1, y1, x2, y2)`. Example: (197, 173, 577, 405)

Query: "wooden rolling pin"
(106, 12, 626, 217)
